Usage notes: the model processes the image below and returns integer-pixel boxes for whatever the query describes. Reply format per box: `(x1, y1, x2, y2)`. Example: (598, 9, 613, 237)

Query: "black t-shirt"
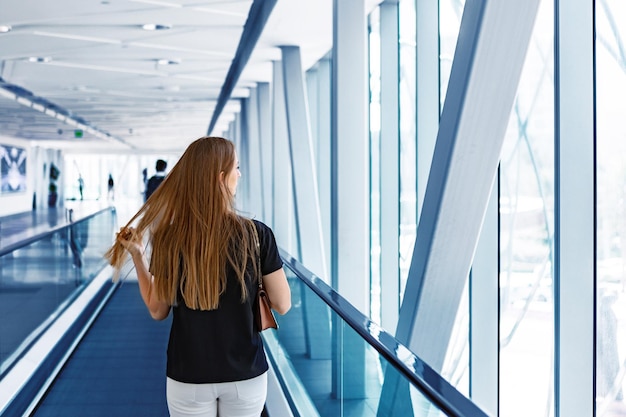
(145, 174, 165, 201)
(165, 220, 283, 383)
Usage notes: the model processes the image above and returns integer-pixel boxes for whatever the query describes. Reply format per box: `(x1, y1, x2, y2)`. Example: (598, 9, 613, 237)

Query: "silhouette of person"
(107, 174, 115, 200)
(78, 175, 84, 200)
(145, 159, 167, 202)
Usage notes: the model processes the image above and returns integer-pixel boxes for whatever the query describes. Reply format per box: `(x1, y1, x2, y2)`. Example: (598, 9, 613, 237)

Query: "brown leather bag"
(251, 222, 278, 331)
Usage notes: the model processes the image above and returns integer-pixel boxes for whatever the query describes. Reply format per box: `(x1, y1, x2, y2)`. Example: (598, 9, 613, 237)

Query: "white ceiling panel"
(0, 0, 337, 153)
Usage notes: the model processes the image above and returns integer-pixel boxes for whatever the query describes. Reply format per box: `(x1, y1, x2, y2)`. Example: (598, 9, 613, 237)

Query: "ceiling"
(0, 0, 345, 154)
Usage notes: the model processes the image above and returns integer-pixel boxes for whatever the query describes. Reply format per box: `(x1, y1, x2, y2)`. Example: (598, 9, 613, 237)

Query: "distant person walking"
(107, 174, 115, 200)
(78, 175, 84, 200)
(145, 159, 167, 202)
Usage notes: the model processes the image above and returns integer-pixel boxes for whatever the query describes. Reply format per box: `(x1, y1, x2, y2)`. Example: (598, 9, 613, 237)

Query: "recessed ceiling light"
(0, 25, 11, 33)
(142, 23, 172, 31)
(28, 56, 52, 63)
(157, 58, 180, 65)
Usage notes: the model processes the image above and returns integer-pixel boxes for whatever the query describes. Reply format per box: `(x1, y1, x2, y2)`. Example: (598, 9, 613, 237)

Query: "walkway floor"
(32, 281, 172, 416)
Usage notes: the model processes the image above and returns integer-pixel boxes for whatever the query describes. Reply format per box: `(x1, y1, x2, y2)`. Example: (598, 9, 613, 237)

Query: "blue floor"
(32, 282, 172, 417)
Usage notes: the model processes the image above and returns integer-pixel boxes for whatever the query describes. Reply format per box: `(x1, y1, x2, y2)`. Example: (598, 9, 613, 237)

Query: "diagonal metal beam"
(396, 0, 541, 371)
(207, 0, 277, 135)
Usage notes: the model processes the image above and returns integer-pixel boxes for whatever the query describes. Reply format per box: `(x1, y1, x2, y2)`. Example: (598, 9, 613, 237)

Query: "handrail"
(279, 249, 489, 417)
(0, 207, 115, 257)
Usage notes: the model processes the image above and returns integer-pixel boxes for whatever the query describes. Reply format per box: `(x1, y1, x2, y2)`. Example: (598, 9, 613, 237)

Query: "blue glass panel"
(264, 251, 488, 417)
(0, 208, 115, 375)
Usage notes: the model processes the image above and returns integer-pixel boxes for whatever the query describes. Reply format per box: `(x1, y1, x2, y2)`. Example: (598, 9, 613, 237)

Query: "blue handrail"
(279, 249, 489, 417)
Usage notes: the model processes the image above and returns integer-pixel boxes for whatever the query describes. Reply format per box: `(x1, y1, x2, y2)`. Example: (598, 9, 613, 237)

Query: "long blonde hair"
(105, 136, 256, 310)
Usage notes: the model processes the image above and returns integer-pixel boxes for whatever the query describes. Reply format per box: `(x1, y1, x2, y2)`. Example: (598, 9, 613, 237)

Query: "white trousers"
(166, 373, 267, 417)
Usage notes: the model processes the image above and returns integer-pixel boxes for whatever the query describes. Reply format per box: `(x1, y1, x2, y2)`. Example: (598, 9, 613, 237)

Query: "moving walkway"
(0, 207, 487, 416)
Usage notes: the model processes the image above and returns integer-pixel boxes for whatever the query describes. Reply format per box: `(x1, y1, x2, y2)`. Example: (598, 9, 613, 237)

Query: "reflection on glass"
(273, 269, 449, 416)
(0, 209, 115, 375)
(596, 1, 626, 415)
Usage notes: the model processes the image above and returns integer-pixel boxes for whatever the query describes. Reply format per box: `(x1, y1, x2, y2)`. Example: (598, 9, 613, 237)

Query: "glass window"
(440, 1, 555, 412)
(498, 1, 555, 415)
(596, 1, 626, 414)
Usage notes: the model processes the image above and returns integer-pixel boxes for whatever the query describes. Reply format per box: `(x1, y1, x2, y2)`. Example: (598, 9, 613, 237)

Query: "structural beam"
(207, 0, 277, 134)
(281, 46, 328, 281)
(396, 0, 540, 371)
(271, 60, 296, 253)
(331, 0, 369, 399)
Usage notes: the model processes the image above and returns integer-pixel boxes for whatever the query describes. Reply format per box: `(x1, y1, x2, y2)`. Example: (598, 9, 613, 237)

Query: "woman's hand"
(116, 227, 144, 259)
(115, 227, 170, 320)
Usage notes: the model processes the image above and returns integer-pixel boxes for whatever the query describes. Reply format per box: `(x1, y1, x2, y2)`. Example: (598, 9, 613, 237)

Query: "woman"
(105, 136, 291, 417)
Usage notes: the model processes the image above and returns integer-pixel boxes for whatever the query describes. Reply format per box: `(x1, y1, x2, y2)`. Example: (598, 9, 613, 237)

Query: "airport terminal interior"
(0, 0, 623, 416)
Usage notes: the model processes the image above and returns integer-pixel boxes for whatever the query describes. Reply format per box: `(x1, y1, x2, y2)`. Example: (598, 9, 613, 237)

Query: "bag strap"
(250, 221, 263, 290)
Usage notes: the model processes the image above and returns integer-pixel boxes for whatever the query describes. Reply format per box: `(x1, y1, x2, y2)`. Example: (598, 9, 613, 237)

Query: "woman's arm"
(263, 268, 291, 315)
(117, 229, 171, 320)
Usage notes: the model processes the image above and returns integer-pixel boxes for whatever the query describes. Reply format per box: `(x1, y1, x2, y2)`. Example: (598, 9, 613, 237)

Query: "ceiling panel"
(0, 0, 345, 153)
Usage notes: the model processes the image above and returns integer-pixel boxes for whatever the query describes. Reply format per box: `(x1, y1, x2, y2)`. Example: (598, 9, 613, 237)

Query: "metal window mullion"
(257, 82, 271, 223)
(416, 0, 440, 221)
(247, 87, 263, 217)
(317, 58, 332, 279)
(306, 67, 319, 167)
(554, 0, 595, 416)
(379, 0, 401, 334)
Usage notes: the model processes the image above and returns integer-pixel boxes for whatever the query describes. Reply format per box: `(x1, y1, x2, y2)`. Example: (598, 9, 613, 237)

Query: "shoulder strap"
(250, 221, 263, 289)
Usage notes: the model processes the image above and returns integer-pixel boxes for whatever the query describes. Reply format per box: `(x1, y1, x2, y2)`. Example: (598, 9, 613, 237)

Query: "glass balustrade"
(0, 208, 116, 376)
(265, 251, 488, 417)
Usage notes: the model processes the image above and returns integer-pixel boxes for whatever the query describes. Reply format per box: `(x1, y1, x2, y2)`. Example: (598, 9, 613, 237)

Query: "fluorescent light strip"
(130, 41, 232, 58)
(33, 30, 231, 58)
(0, 89, 17, 100)
(16, 97, 32, 106)
(45, 61, 223, 82)
(130, 0, 182, 7)
(33, 31, 122, 45)
(191, 7, 246, 17)
(129, 0, 245, 17)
